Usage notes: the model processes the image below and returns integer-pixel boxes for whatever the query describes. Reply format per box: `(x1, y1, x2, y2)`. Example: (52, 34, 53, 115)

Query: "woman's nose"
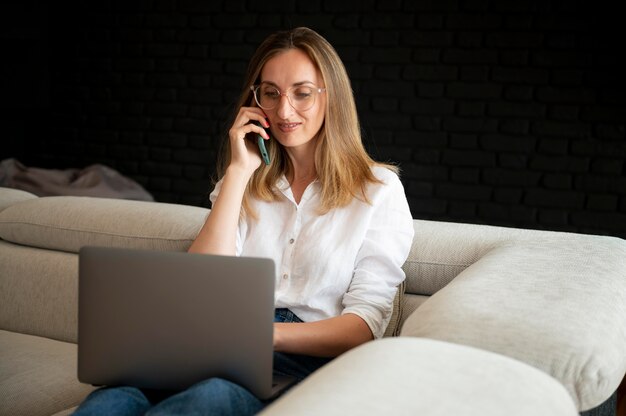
(276, 94, 294, 119)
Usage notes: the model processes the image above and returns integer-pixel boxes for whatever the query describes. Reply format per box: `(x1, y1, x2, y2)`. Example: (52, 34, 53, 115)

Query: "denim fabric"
(73, 309, 331, 416)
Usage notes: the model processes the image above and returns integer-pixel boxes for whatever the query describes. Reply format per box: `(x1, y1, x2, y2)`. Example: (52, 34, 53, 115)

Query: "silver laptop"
(78, 246, 295, 400)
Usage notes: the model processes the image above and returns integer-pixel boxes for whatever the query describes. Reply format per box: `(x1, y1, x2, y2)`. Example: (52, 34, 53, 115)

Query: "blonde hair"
(218, 27, 397, 216)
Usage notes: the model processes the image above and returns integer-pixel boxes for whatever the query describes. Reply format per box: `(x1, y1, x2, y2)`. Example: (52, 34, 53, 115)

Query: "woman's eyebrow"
(260, 80, 316, 87)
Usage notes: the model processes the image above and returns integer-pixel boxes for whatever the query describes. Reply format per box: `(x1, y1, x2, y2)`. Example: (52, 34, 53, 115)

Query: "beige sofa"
(1, 186, 624, 415)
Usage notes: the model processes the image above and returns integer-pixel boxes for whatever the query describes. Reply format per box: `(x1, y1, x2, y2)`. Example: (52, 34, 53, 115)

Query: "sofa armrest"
(401, 237, 626, 412)
(262, 338, 577, 416)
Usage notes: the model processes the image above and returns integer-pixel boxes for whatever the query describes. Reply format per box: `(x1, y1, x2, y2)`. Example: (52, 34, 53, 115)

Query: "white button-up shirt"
(210, 166, 414, 338)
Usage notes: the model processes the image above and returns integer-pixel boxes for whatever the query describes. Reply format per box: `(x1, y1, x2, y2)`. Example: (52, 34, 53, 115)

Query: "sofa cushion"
(0, 195, 208, 253)
(0, 187, 37, 212)
(0, 329, 95, 416)
(401, 237, 626, 411)
(261, 337, 578, 416)
(0, 241, 79, 343)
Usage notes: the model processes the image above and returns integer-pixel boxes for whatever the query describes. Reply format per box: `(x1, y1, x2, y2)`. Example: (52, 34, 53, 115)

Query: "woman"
(74, 26, 414, 415)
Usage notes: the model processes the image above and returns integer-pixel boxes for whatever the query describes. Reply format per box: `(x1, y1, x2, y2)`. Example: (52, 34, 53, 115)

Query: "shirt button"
(282, 273, 288, 279)
(289, 238, 295, 244)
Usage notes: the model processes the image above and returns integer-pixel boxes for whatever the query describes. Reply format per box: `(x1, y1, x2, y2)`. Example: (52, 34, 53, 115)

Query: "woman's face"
(259, 48, 326, 154)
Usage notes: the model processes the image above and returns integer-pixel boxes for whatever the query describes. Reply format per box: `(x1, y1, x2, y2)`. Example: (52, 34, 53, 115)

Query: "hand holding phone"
(252, 121, 271, 165)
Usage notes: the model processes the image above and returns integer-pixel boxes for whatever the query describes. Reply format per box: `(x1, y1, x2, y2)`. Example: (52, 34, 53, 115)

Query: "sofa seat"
(0, 330, 95, 416)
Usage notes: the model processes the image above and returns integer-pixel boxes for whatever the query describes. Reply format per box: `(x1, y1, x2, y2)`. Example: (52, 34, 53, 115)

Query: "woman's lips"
(278, 122, 300, 133)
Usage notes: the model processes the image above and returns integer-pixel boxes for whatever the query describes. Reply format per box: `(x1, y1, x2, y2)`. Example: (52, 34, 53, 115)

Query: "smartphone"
(252, 121, 271, 165)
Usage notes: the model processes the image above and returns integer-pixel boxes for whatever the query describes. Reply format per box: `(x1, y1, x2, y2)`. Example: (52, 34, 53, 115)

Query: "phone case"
(253, 121, 271, 165)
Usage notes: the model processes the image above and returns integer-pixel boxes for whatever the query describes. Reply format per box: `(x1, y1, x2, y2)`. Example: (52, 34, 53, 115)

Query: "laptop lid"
(77, 246, 281, 399)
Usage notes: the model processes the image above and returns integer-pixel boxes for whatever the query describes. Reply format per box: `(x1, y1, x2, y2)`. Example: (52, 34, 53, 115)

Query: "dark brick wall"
(2, 0, 625, 238)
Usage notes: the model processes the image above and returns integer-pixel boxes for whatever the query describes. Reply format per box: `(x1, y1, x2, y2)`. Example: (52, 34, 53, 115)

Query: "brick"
(592, 158, 623, 175)
(374, 66, 403, 80)
(494, 188, 523, 204)
(504, 14, 533, 29)
(525, 188, 585, 209)
(499, 120, 530, 135)
(543, 173, 573, 189)
(144, 73, 187, 87)
(458, 102, 485, 116)
(450, 167, 480, 183)
(550, 69, 584, 86)
(531, 120, 590, 139)
(333, 15, 361, 29)
(483, 168, 541, 187)
(173, 148, 212, 164)
(485, 32, 543, 48)
(480, 134, 536, 152)
(587, 194, 619, 211)
(410, 48, 441, 63)
(403, 165, 448, 180)
(146, 132, 188, 148)
(498, 153, 529, 169)
(436, 182, 492, 200)
(178, 29, 220, 43)
(179, 88, 223, 104)
(400, 98, 455, 115)
(403, 0, 459, 11)
(450, 134, 478, 149)
(361, 13, 415, 29)
(571, 212, 626, 232)
(411, 197, 448, 215)
(538, 209, 569, 226)
(396, 131, 447, 147)
(450, 201, 477, 218)
(549, 105, 579, 121)
(442, 149, 495, 167)
(580, 105, 626, 123)
(401, 31, 454, 47)
(446, 13, 502, 29)
(144, 13, 188, 28)
(532, 50, 592, 68)
(492, 67, 549, 84)
(456, 32, 484, 48)
(412, 116, 443, 131)
(446, 82, 502, 99)
(499, 50, 529, 66)
(372, 98, 399, 113)
(412, 149, 441, 164)
(361, 47, 412, 63)
(530, 155, 589, 173)
(417, 83, 445, 98)
(366, 114, 413, 129)
(372, 30, 400, 46)
(443, 116, 498, 133)
(536, 86, 595, 104)
(537, 138, 569, 155)
(407, 180, 434, 196)
(144, 102, 187, 116)
(362, 80, 415, 97)
(487, 102, 546, 118)
(443, 49, 497, 64)
(174, 118, 212, 134)
(417, 14, 444, 29)
(504, 85, 533, 101)
(594, 124, 626, 141)
(459, 66, 489, 82)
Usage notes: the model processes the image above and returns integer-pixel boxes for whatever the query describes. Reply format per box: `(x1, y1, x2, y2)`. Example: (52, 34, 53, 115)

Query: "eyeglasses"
(250, 83, 326, 112)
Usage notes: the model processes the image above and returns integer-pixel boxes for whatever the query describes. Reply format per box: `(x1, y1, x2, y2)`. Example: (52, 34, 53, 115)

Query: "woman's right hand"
(227, 107, 270, 177)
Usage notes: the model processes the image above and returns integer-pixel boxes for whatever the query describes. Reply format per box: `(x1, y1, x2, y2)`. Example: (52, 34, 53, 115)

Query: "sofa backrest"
(0, 187, 619, 343)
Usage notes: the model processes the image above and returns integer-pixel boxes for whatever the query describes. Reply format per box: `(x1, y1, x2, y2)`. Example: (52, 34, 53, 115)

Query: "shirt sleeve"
(341, 169, 415, 339)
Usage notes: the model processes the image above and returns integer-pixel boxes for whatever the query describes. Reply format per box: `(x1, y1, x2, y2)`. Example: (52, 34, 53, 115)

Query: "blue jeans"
(73, 309, 331, 416)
